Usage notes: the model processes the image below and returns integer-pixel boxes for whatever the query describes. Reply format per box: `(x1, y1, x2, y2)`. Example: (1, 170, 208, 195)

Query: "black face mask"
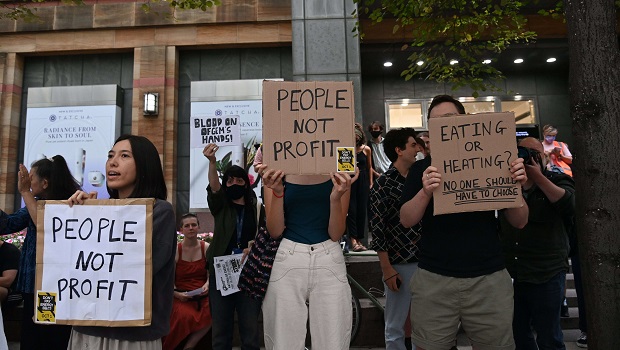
(225, 184, 246, 200)
(370, 130, 382, 138)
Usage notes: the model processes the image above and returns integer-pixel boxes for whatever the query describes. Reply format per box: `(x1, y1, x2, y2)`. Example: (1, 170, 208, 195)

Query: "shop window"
(385, 97, 537, 131)
(501, 99, 536, 124)
(385, 100, 425, 130)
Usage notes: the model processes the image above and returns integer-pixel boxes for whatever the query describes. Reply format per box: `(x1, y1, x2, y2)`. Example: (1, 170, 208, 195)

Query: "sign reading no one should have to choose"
(428, 112, 524, 215)
(35, 199, 153, 326)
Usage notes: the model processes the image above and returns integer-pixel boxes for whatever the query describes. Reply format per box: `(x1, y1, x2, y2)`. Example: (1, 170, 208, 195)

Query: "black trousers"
(20, 293, 72, 350)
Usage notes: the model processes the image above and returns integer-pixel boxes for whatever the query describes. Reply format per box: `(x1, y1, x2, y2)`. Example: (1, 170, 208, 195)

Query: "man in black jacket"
(500, 137, 575, 350)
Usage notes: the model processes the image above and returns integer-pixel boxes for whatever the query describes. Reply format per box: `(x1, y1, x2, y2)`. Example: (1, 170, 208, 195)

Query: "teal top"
(283, 180, 333, 244)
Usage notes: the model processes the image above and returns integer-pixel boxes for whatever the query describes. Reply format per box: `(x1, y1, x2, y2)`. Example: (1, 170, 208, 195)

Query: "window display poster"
(24, 106, 122, 199)
(189, 100, 263, 209)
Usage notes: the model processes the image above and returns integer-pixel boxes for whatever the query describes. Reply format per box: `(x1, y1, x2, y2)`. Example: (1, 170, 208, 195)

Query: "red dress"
(162, 241, 212, 350)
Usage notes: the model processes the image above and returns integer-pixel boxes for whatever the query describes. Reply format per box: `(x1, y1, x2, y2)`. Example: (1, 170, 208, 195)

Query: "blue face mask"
(544, 135, 556, 144)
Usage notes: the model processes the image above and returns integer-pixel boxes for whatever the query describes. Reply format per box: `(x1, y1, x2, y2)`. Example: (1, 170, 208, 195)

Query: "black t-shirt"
(0, 241, 21, 289)
(400, 157, 505, 278)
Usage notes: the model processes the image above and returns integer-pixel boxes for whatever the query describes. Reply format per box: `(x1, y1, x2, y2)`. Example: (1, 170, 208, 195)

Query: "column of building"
(0, 53, 24, 211)
(132, 46, 179, 203)
(292, 0, 362, 119)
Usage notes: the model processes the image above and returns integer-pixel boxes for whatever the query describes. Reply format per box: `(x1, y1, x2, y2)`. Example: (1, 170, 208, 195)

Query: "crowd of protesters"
(0, 94, 586, 350)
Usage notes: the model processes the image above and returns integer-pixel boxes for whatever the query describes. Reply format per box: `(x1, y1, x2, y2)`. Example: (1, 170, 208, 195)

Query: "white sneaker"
(576, 332, 587, 348)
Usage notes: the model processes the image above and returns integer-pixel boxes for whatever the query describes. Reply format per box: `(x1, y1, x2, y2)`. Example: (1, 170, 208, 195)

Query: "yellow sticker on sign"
(36, 291, 57, 323)
(337, 147, 356, 173)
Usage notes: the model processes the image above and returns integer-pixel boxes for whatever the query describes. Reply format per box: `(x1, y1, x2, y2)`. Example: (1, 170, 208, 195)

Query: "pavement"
(6, 325, 585, 350)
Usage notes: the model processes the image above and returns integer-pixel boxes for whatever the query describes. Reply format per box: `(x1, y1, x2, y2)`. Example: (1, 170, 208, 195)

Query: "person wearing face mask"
(368, 121, 392, 178)
(542, 124, 573, 177)
(413, 136, 428, 161)
(417, 131, 431, 156)
(499, 137, 574, 350)
(203, 143, 264, 350)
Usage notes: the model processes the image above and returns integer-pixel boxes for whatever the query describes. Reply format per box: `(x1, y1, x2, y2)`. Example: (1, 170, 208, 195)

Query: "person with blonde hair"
(542, 124, 573, 177)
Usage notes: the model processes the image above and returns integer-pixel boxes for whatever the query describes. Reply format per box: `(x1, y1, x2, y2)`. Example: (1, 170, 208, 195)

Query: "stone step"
(345, 251, 582, 348)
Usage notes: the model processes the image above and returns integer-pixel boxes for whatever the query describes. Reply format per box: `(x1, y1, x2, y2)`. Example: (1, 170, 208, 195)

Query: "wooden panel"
(54, 5, 95, 30)
(257, 0, 291, 21)
(94, 3, 136, 28)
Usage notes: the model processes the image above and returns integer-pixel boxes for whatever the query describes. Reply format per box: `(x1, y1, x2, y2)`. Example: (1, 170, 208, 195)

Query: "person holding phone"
(369, 128, 421, 350)
(499, 137, 574, 349)
(542, 124, 573, 177)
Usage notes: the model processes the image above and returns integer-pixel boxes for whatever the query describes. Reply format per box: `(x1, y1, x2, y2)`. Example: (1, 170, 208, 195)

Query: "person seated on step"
(162, 213, 212, 350)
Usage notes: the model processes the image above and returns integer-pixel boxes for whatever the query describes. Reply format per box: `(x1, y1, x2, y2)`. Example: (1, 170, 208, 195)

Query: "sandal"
(352, 243, 367, 252)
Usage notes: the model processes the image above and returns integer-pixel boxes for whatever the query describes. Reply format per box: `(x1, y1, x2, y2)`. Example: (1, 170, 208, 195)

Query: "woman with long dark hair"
(0, 155, 80, 349)
(67, 134, 176, 350)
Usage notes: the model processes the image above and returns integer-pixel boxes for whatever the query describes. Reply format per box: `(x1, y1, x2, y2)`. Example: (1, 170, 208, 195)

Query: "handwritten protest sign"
(190, 115, 241, 149)
(35, 199, 153, 326)
(428, 112, 523, 215)
(214, 254, 244, 296)
(262, 81, 356, 174)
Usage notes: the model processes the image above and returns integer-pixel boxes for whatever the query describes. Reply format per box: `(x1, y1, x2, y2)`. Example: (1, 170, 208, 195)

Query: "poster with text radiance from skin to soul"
(189, 100, 263, 210)
(428, 112, 524, 215)
(35, 199, 153, 326)
(24, 105, 122, 199)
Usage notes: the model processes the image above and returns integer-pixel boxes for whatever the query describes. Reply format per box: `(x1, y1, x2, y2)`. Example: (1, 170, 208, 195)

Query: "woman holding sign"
(67, 135, 177, 350)
(0, 155, 79, 350)
(203, 143, 265, 350)
(257, 162, 358, 350)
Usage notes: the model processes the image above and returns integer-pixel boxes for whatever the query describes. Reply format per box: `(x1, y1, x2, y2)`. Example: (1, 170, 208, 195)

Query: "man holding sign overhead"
(400, 95, 529, 350)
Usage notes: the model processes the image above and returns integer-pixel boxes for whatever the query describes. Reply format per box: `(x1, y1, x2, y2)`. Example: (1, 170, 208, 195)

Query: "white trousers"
(263, 238, 352, 350)
(0, 310, 7, 350)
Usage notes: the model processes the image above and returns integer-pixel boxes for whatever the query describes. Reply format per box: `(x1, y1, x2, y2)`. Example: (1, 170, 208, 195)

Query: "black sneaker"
(561, 303, 570, 317)
(577, 332, 587, 348)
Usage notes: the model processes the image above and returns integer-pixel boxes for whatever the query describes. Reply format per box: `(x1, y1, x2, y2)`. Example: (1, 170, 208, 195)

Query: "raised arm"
(203, 144, 221, 193)
(502, 158, 529, 229)
(258, 164, 286, 239)
(365, 146, 374, 187)
(18, 164, 38, 224)
(400, 166, 439, 228)
(327, 171, 356, 241)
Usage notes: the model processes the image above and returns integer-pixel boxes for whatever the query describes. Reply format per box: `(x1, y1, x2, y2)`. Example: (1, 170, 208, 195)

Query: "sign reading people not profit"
(262, 81, 356, 174)
(428, 112, 524, 215)
(190, 115, 241, 149)
(35, 199, 153, 326)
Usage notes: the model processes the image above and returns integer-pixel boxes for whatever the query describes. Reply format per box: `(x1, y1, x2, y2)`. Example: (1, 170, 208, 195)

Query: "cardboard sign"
(35, 198, 154, 326)
(190, 115, 241, 149)
(428, 112, 523, 215)
(262, 81, 356, 174)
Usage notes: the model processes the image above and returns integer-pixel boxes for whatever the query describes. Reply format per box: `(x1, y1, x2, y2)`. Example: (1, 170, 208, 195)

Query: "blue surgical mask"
(544, 135, 556, 144)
